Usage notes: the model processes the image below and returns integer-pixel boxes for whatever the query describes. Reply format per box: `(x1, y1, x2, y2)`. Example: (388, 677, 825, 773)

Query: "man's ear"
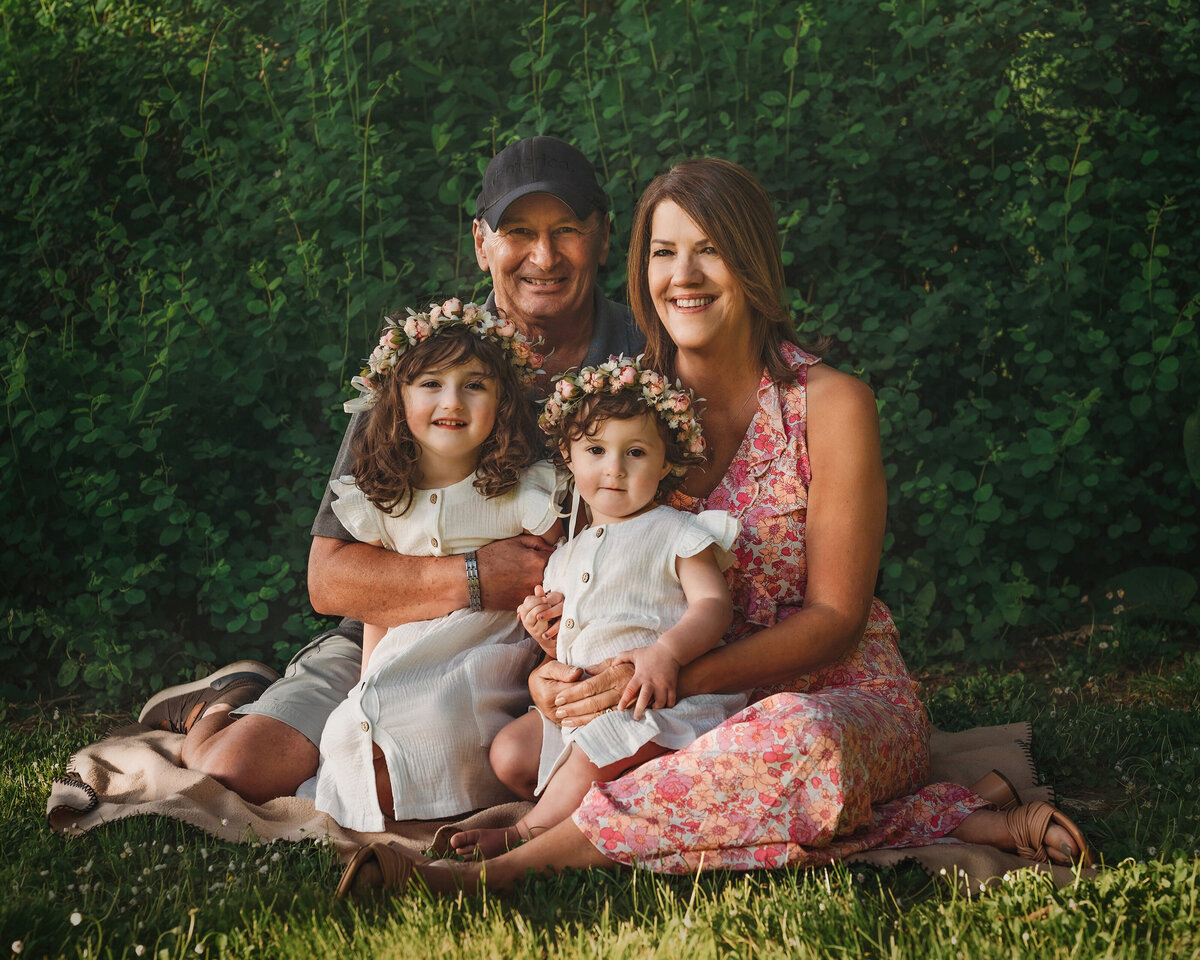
(473, 219, 490, 272)
(596, 214, 611, 266)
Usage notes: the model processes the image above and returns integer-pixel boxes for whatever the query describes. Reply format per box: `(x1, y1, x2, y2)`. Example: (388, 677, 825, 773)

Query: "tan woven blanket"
(46, 721, 1096, 892)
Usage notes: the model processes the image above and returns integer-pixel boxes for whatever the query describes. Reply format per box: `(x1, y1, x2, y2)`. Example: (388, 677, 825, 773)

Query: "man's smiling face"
(473, 192, 609, 330)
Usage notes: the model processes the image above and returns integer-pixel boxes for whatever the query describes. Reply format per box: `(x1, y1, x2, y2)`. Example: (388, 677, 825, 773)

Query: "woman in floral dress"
(336, 158, 1093, 897)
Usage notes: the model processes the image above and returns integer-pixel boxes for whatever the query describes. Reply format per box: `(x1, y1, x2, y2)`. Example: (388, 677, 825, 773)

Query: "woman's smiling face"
(646, 199, 748, 355)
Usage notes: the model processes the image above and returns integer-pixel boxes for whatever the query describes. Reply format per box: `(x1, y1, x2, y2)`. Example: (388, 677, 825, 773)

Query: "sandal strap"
(969, 769, 1022, 811)
(376, 843, 415, 892)
(1005, 800, 1056, 862)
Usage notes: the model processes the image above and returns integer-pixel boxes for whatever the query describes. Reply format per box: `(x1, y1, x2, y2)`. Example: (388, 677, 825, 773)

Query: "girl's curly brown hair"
(542, 390, 704, 501)
(351, 321, 545, 515)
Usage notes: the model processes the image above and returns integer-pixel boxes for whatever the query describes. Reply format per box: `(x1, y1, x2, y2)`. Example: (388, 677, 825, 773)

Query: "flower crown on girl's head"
(344, 298, 545, 413)
(539, 354, 706, 475)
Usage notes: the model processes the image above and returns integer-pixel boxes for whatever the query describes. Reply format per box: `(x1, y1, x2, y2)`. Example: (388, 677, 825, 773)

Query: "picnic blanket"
(46, 721, 1097, 892)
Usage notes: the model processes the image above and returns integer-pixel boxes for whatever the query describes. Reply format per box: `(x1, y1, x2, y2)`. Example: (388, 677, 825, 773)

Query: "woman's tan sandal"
(335, 842, 417, 900)
(969, 769, 1023, 811)
(1004, 801, 1095, 867)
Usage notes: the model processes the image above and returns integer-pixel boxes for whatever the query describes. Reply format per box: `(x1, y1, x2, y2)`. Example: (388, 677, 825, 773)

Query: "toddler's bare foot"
(449, 825, 525, 860)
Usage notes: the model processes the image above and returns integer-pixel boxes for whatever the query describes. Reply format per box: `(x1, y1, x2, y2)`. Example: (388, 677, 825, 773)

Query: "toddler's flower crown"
(344, 298, 545, 413)
(539, 354, 706, 475)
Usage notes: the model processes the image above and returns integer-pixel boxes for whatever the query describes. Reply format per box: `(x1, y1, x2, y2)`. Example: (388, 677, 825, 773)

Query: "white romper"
(314, 460, 562, 831)
(535, 504, 748, 794)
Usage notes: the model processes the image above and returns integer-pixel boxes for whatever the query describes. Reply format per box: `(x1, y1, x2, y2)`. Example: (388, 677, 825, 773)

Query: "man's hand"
(612, 643, 681, 719)
(477, 535, 555, 611)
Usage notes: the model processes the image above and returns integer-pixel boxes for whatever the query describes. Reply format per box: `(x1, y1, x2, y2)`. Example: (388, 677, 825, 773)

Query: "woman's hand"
(529, 656, 635, 727)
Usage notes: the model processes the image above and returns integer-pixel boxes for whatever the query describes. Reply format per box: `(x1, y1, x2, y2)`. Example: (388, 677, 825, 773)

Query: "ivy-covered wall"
(2, 0, 1197, 705)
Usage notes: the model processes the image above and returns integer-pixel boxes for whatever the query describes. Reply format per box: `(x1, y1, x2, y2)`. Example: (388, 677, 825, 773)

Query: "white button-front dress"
(314, 460, 563, 831)
(536, 505, 748, 793)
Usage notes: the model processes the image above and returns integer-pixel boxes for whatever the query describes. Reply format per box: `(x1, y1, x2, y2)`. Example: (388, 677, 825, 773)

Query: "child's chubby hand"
(613, 643, 681, 720)
(517, 586, 564, 656)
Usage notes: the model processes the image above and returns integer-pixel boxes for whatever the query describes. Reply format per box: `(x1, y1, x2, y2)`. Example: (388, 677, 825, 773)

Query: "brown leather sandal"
(1004, 800, 1095, 867)
(335, 842, 418, 900)
(969, 769, 1023, 811)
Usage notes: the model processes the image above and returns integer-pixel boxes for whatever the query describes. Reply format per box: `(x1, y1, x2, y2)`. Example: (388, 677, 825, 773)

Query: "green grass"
(3, 621, 1199, 959)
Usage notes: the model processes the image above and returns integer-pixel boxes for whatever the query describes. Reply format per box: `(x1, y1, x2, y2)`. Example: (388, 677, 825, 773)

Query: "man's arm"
(307, 534, 555, 627)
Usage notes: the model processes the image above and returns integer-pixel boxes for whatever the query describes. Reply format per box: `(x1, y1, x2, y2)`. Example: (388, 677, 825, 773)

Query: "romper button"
(581, 572, 590, 583)
(360, 721, 369, 732)
(430, 537, 438, 548)
(564, 618, 575, 629)
(429, 493, 438, 504)
(595, 527, 604, 537)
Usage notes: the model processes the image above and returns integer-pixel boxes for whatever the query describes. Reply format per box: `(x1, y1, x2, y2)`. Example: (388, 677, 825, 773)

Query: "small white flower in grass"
(271, 852, 281, 862)
(164, 845, 172, 855)
(1148, 846, 1157, 855)
(47, 891, 56, 901)
(855, 873, 864, 882)
(200, 849, 208, 859)
(135, 946, 145, 957)
(194, 945, 204, 954)
(70, 912, 83, 926)
(221, 819, 228, 827)
(259, 864, 269, 874)
(950, 937, 957, 946)
(939, 868, 947, 875)
(1023, 932, 1030, 943)
(39, 870, 49, 877)
(13, 941, 24, 954)
(130, 886, 138, 895)
(818, 903, 826, 911)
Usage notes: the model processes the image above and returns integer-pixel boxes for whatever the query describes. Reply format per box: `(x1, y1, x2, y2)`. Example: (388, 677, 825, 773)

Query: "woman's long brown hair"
(350, 322, 544, 515)
(627, 157, 819, 383)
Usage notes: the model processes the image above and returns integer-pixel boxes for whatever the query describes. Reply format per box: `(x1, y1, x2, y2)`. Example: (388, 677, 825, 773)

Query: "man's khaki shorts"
(232, 631, 362, 747)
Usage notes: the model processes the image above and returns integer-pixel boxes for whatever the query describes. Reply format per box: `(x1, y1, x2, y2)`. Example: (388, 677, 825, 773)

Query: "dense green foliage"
(1, 0, 1198, 704)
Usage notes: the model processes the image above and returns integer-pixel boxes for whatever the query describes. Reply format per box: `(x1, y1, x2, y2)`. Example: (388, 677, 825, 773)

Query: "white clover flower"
(135, 946, 145, 957)
(163, 845, 172, 855)
(12, 941, 24, 955)
(70, 912, 83, 926)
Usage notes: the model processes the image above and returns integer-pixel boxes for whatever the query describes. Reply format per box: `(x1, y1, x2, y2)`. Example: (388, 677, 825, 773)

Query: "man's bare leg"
(450, 740, 667, 859)
(181, 710, 318, 805)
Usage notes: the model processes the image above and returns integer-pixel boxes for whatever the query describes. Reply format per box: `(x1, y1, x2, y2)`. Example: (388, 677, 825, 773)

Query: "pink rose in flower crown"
(414, 318, 434, 339)
(494, 317, 518, 337)
(530, 352, 545, 370)
(428, 304, 443, 320)
(511, 340, 532, 361)
(618, 366, 637, 386)
(640, 370, 665, 396)
(669, 393, 691, 413)
(403, 317, 420, 339)
(462, 303, 483, 322)
(442, 298, 463, 316)
(557, 379, 582, 400)
(583, 370, 607, 392)
(688, 436, 707, 455)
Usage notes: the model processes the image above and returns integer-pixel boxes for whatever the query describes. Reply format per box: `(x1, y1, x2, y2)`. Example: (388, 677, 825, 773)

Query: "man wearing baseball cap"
(140, 137, 643, 804)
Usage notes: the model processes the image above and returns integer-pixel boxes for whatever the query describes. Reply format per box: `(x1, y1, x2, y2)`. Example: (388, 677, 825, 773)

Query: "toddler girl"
(451, 355, 746, 858)
(313, 299, 563, 832)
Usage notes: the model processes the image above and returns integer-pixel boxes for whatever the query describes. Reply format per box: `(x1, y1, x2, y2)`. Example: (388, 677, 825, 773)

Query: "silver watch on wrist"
(464, 550, 483, 612)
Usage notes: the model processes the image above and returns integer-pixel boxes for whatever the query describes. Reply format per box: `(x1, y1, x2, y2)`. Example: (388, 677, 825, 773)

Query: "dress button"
(360, 721, 370, 732)
(595, 527, 604, 538)
(564, 618, 575, 629)
(581, 572, 590, 583)
(430, 493, 438, 504)
(430, 537, 438, 548)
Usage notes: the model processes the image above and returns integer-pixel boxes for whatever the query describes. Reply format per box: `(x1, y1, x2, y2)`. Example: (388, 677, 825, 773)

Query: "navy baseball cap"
(475, 136, 609, 229)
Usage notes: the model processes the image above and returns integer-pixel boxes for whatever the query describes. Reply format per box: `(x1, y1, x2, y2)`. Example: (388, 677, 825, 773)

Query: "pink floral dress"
(571, 343, 988, 872)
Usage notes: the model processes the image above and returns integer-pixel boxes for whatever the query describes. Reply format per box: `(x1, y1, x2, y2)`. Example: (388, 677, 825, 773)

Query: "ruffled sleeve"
(675, 509, 741, 571)
(328, 476, 389, 545)
(518, 460, 569, 537)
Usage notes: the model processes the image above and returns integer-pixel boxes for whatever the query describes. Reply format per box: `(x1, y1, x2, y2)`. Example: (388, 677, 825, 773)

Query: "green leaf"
(1185, 407, 1200, 487)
